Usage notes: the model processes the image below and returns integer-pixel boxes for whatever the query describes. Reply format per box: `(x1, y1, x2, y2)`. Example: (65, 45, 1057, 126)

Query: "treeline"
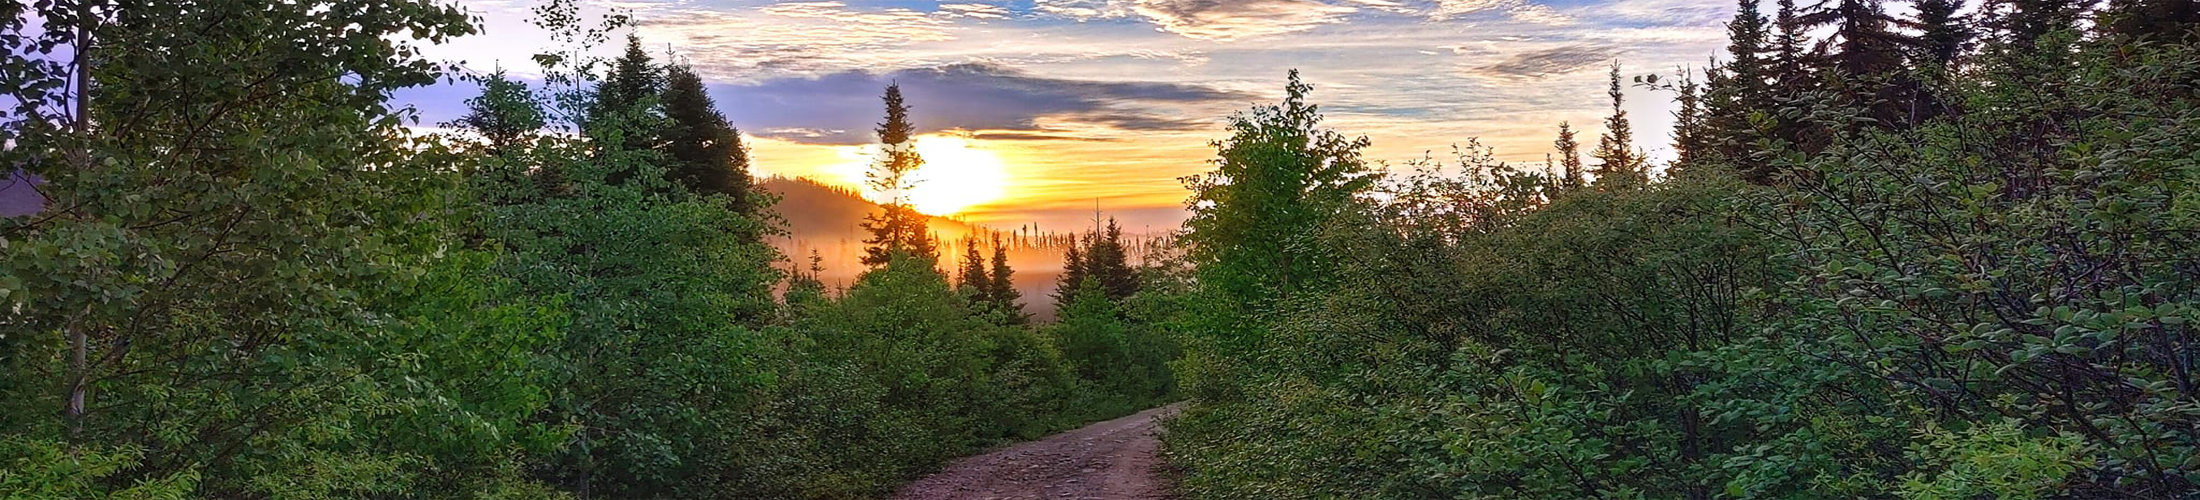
(0, 2, 1172, 499)
(1162, 3, 2198, 500)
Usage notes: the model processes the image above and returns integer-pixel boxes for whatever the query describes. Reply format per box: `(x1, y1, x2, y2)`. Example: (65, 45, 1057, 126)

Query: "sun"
(832, 135, 1010, 216)
(903, 136, 1011, 215)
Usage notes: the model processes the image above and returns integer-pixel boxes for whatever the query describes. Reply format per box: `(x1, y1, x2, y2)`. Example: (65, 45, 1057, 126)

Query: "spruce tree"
(987, 235, 1027, 324)
(1914, 0, 1969, 72)
(1553, 122, 1586, 190)
(1796, 0, 1921, 126)
(1670, 69, 1708, 171)
(1087, 218, 1140, 302)
(957, 237, 991, 302)
(1707, 0, 1772, 167)
(2102, 0, 2200, 41)
(1771, 0, 1813, 89)
(1054, 235, 1089, 312)
(590, 35, 663, 134)
(661, 64, 755, 211)
(859, 83, 939, 267)
(586, 34, 665, 190)
(456, 69, 544, 155)
(1985, 0, 2096, 51)
(1800, 0, 1911, 77)
(1908, 0, 1968, 123)
(1591, 63, 1644, 188)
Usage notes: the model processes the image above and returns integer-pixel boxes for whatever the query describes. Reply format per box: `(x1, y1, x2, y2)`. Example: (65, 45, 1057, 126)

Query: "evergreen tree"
(1771, 0, 1814, 88)
(1723, 0, 1773, 87)
(1553, 122, 1586, 190)
(957, 237, 992, 302)
(661, 64, 755, 211)
(1669, 69, 1708, 171)
(2102, 0, 2200, 41)
(1591, 63, 1644, 188)
(859, 84, 939, 267)
(1984, 0, 2097, 51)
(1906, 0, 1968, 124)
(1796, 0, 1923, 126)
(591, 35, 662, 130)
(1087, 218, 1140, 302)
(1707, 0, 1773, 167)
(457, 69, 545, 155)
(987, 235, 1027, 324)
(1800, 0, 1912, 77)
(1054, 235, 1090, 312)
(584, 34, 666, 191)
(1914, 0, 1969, 72)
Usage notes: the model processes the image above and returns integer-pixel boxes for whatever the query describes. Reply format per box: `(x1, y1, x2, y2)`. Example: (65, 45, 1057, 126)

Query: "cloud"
(1466, 44, 1620, 79)
(1591, 0, 1734, 26)
(633, 2, 958, 76)
(1132, 0, 1362, 41)
(937, 2, 1014, 20)
(970, 131, 1126, 142)
(1035, 0, 1575, 39)
(711, 63, 1251, 144)
(1034, 0, 1135, 20)
(1433, 0, 1575, 25)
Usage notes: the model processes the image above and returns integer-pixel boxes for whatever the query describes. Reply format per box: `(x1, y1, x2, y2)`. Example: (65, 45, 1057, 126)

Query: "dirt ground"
(889, 405, 1183, 500)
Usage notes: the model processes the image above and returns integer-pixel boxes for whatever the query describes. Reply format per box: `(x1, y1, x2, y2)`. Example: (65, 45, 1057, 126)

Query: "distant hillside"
(759, 176, 1180, 320)
(759, 176, 1061, 318)
(761, 175, 978, 255)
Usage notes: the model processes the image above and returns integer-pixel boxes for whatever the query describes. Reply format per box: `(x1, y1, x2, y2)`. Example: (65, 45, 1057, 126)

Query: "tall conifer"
(1591, 63, 1644, 188)
(957, 238, 991, 301)
(859, 84, 939, 267)
(1553, 122, 1585, 190)
(1054, 236, 1089, 312)
(662, 64, 755, 210)
(987, 236, 1027, 324)
(1087, 219, 1140, 302)
(457, 69, 544, 155)
(591, 35, 662, 133)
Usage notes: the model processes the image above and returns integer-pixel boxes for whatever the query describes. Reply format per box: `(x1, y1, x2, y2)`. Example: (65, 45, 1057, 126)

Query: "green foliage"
(457, 70, 548, 155)
(1050, 279, 1177, 420)
(1, 438, 200, 500)
(1897, 421, 2087, 500)
(3, 2, 1172, 500)
(662, 64, 756, 209)
(1166, 18, 2200, 500)
(1180, 70, 1376, 309)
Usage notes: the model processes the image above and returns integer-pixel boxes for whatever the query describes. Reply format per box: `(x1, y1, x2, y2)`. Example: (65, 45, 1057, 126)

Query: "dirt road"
(889, 405, 1181, 500)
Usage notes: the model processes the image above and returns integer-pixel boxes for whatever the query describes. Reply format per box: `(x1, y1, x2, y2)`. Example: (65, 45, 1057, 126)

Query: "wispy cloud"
(937, 2, 1015, 20)
(635, 1, 957, 76)
(1132, 0, 1362, 41)
(1434, 0, 1574, 24)
(713, 62, 1251, 144)
(1467, 43, 1620, 79)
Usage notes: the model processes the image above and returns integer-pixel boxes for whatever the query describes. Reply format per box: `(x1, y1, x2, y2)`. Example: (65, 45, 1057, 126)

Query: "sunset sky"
(401, 0, 1737, 230)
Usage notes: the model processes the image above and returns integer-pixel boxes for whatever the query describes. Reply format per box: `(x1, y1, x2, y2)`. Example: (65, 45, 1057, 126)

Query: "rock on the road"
(889, 405, 1181, 500)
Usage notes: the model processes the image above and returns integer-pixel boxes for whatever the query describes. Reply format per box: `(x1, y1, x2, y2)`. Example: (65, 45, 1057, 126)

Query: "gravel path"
(889, 405, 1182, 500)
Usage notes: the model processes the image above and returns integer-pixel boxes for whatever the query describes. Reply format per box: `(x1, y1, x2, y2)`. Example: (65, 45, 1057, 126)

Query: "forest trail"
(890, 405, 1183, 500)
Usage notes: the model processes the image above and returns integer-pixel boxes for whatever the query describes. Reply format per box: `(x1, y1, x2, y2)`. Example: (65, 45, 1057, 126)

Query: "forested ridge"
(2, 0, 2198, 499)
